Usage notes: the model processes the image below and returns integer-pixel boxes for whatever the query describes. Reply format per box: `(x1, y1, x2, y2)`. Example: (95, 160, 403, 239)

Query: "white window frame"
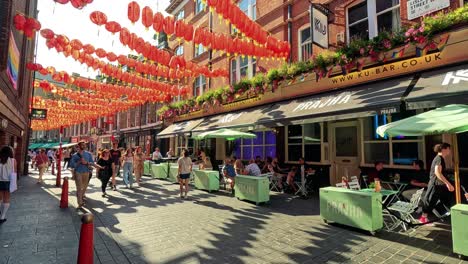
(176, 10, 185, 20)
(195, 0, 205, 15)
(359, 114, 425, 169)
(298, 24, 312, 62)
(235, 130, 276, 160)
(175, 45, 184, 56)
(193, 75, 206, 96)
(194, 43, 205, 57)
(230, 56, 256, 85)
(346, 0, 401, 42)
(285, 123, 324, 164)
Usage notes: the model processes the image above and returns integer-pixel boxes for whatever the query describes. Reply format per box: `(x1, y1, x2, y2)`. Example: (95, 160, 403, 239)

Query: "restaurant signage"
(293, 93, 351, 112)
(219, 113, 243, 124)
(31, 108, 47, 120)
(442, 68, 468, 85)
(326, 201, 364, 219)
(407, 0, 450, 20)
(312, 5, 329, 48)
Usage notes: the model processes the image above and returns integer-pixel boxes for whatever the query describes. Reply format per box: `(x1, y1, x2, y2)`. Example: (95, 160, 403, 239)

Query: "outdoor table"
(320, 187, 383, 234)
(168, 166, 179, 183)
(192, 170, 220, 192)
(359, 188, 399, 204)
(151, 164, 168, 179)
(143, 161, 152, 176)
(234, 175, 270, 205)
(381, 181, 408, 202)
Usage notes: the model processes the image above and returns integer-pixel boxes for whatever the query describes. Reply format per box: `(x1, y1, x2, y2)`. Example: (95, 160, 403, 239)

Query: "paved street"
(0, 168, 466, 264)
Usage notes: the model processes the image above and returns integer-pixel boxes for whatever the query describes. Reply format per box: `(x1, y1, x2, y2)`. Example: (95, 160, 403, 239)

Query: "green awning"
(28, 143, 42, 149)
(377, 104, 468, 137)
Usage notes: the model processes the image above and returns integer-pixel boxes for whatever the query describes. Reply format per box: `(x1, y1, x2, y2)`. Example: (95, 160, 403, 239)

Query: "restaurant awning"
(262, 76, 412, 124)
(406, 63, 468, 110)
(157, 119, 204, 138)
(192, 105, 273, 133)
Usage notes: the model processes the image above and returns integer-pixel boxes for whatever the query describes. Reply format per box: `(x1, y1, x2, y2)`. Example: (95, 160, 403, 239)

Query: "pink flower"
(383, 39, 392, 49)
(359, 47, 365, 55)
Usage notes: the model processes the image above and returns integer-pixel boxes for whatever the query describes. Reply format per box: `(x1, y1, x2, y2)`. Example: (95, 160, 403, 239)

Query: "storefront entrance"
(330, 121, 361, 185)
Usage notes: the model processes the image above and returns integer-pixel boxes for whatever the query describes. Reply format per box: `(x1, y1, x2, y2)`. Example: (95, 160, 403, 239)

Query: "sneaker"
(0, 219, 7, 224)
(419, 216, 434, 226)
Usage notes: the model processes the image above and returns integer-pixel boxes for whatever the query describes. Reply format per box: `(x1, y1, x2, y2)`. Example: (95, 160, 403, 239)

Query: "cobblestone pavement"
(0, 168, 466, 264)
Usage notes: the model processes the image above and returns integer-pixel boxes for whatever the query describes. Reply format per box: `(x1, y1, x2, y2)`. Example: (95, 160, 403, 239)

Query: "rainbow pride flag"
(7, 31, 20, 90)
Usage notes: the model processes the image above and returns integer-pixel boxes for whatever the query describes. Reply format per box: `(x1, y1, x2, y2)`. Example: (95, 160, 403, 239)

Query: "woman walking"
(122, 148, 134, 189)
(178, 149, 192, 199)
(35, 149, 48, 183)
(133, 146, 145, 187)
(0, 146, 15, 224)
(97, 149, 114, 197)
(420, 143, 455, 224)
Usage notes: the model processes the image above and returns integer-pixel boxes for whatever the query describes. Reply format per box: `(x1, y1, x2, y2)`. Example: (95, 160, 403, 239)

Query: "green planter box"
(234, 175, 270, 205)
(320, 187, 383, 233)
(451, 204, 468, 258)
(151, 164, 168, 179)
(168, 166, 179, 183)
(193, 170, 220, 192)
(143, 161, 152, 176)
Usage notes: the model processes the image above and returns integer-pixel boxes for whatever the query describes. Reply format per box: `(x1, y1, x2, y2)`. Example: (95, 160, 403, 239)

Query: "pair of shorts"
(179, 173, 191, 180)
(0, 181, 10, 191)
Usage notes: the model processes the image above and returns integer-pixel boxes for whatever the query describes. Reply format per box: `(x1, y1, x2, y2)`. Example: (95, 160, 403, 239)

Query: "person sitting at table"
(262, 157, 273, 173)
(166, 148, 174, 158)
(402, 160, 429, 201)
(255, 156, 264, 170)
(243, 159, 261, 176)
(286, 167, 298, 193)
(234, 159, 244, 175)
(199, 156, 213, 170)
(222, 158, 236, 192)
(152, 147, 163, 164)
(368, 161, 387, 182)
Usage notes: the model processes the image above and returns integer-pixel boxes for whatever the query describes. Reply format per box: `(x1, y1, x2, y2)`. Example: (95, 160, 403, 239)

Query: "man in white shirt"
(244, 159, 261, 176)
(152, 147, 162, 163)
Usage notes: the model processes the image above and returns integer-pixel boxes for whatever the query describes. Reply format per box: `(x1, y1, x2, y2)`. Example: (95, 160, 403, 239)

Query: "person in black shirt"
(402, 160, 429, 201)
(420, 143, 454, 224)
(97, 149, 114, 197)
(109, 142, 121, 191)
(368, 161, 387, 182)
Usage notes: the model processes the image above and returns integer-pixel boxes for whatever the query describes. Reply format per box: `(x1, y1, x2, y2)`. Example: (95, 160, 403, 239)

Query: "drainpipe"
(287, 4, 292, 64)
(208, 9, 213, 90)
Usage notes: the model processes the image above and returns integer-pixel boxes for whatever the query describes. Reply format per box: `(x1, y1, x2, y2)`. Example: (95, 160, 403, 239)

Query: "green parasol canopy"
(377, 104, 468, 137)
(193, 128, 257, 141)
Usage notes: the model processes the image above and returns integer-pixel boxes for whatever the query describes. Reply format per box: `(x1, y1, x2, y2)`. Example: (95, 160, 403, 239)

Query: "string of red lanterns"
(53, 0, 94, 10)
(13, 13, 41, 38)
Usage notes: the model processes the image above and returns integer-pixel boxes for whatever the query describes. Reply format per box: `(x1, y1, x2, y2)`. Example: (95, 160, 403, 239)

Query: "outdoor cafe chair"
(350, 176, 359, 182)
(335, 182, 347, 188)
(348, 181, 361, 191)
(386, 188, 425, 232)
(218, 165, 228, 190)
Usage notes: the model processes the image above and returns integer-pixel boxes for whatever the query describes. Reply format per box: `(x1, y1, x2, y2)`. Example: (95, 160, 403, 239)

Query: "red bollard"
(59, 177, 68, 208)
(77, 213, 94, 264)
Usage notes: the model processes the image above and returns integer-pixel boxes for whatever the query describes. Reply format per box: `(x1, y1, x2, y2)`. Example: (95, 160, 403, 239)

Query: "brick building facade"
(0, 0, 37, 175)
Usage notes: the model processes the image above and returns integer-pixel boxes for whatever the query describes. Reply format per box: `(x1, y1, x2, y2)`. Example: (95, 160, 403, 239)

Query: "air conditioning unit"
(336, 32, 345, 44)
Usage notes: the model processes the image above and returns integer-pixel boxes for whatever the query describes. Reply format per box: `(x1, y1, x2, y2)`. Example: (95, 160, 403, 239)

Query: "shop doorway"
(330, 121, 361, 185)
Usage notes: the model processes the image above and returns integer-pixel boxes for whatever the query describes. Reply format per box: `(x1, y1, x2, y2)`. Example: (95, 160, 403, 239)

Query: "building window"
(230, 56, 256, 85)
(238, 0, 256, 19)
(362, 112, 423, 166)
(233, 131, 276, 160)
(299, 26, 312, 61)
(195, 0, 205, 15)
(286, 124, 322, 163)
(193, 75, 206, 97)
(347, 0, 400, 41)
(194, 44, 204, 57)
(175, 45, 184, 56)
(176, 10, 185, 20)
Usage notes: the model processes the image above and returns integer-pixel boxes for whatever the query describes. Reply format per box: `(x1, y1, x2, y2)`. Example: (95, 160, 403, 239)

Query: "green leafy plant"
(267, 68, 281, 82)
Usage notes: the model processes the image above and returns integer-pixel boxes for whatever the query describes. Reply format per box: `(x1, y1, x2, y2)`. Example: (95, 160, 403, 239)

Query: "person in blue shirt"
(222, 158, 237, 193)
(69, 141, 102, 209)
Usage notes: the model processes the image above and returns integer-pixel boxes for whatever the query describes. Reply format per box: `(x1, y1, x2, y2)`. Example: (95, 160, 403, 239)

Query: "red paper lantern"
(142, 6, 153, 29)
(119, 27, 130, 46)
(95, 48, 107, 58)
(90, 11, 107, 26)
(54, 0, 69, 4)
(83, 44, 95, 54)
(128, 1, 140, 24)
(40, 28, 55, 39)
(71, 0, 86, 9)
(184, 24, 194, 42)
(13, 14, 26, 31)
(163, 16, 175, 36)
(70, 39, 83, 50)
(174, 20, 185, 39)
(105, 21, 121, 34)
(152, 12, 164, 32)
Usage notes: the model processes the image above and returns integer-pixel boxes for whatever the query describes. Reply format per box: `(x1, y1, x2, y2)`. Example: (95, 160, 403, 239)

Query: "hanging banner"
(7, 31, 20, 90)
(311, 5, 329, 49)
(407, 0, 450, 20)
